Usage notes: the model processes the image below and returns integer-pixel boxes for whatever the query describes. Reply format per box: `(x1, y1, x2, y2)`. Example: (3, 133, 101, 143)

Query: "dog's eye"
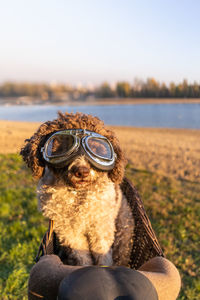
(47, 135, 74, 156)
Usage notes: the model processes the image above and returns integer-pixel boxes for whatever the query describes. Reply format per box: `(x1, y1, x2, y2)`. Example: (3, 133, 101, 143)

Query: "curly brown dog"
(21, 112, 134, 266)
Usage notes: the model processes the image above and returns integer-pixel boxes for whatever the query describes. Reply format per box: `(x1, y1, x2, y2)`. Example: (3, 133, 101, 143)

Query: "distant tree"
(169, 82, 176, 97)
(132, 78, 144, 97)
(181, 79, 189, 97)
(96, 82, 114, 98)
(191, 81, 200, 97)
(159, 82, 169, 98)
(0, 82, 16, 97)
(116, 82, 131, 97)
(144, 78, 160, 97)
(175, 84, 182, 97)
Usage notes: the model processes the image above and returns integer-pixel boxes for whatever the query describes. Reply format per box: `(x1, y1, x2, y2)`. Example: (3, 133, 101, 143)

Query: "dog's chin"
(67, 178, 92, 189)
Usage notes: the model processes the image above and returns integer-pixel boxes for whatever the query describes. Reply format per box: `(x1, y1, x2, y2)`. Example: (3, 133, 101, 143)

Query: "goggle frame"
(41, 129, 116, 171)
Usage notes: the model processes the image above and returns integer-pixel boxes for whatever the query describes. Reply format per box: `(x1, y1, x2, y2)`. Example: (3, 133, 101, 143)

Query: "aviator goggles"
(41, 129, 116, 171)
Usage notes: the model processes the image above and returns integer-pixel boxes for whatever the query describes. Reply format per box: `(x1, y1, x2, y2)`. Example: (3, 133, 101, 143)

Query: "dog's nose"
(71, 166, 90, 178)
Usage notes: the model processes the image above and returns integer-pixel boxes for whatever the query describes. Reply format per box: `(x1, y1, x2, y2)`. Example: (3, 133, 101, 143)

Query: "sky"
(0, 0, 200, 86)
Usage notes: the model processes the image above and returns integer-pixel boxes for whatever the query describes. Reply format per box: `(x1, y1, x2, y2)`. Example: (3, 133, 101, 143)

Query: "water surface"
(0, 103, 200, 129)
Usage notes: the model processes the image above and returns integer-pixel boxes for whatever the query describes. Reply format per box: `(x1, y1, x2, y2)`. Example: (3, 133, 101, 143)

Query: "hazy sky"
(1, 0, 200, 86)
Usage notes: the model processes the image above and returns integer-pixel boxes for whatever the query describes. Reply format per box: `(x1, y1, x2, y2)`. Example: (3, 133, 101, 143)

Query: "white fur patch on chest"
(37, 179, 122, 256)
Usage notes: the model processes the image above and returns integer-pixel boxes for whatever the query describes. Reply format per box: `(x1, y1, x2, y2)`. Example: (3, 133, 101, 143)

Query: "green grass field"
(0, 154, 199, 299)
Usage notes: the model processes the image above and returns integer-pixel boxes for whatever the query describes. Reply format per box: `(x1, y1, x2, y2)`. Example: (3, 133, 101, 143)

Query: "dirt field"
(0, 120, 199, 182)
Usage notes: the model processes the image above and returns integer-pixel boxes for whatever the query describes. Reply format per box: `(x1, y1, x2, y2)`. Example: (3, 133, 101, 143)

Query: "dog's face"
(20, 112, 126, 184)
(40, 155, 108, 190)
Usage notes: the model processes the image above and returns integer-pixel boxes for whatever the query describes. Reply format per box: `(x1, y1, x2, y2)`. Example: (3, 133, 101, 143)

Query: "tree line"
(97, 78, 200, 98)
(0, 78, 200, 101)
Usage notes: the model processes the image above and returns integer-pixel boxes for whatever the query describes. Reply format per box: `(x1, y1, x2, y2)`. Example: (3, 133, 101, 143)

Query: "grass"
(0, 154, 47, 299)
(0, 154, 199, 299)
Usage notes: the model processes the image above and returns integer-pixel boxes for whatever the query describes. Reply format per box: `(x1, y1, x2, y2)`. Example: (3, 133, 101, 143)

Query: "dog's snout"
(71, 166, 90, 178)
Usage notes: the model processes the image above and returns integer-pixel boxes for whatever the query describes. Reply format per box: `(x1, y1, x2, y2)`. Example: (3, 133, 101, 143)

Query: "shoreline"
(1, 97, 200, 106)
(0, 120, 199, 183)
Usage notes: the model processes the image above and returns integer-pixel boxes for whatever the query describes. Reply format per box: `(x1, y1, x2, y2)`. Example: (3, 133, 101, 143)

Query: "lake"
(0, 103, 200, 129)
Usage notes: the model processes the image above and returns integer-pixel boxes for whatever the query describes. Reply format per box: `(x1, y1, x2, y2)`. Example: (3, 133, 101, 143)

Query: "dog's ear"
(107, 136, 126, 184)
(109, 158, 125, 184)
(20, 135, 45, 179)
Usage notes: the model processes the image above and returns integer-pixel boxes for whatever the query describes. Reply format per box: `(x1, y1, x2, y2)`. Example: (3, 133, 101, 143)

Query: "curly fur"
(20, 112, 134, 266)
(20, 111, 126, 183)
(37, 165, 123, 265)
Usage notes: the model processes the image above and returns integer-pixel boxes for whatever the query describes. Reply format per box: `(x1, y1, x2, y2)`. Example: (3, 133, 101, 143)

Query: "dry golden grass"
(0, 120, 200, 182)
(113, 126, 200, 183)
(0, 121, 40, 154)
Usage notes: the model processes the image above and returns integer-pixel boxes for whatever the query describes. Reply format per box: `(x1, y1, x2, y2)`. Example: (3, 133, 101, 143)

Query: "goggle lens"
(87, 137, 112, 159)
(47, 135, 75, 157)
